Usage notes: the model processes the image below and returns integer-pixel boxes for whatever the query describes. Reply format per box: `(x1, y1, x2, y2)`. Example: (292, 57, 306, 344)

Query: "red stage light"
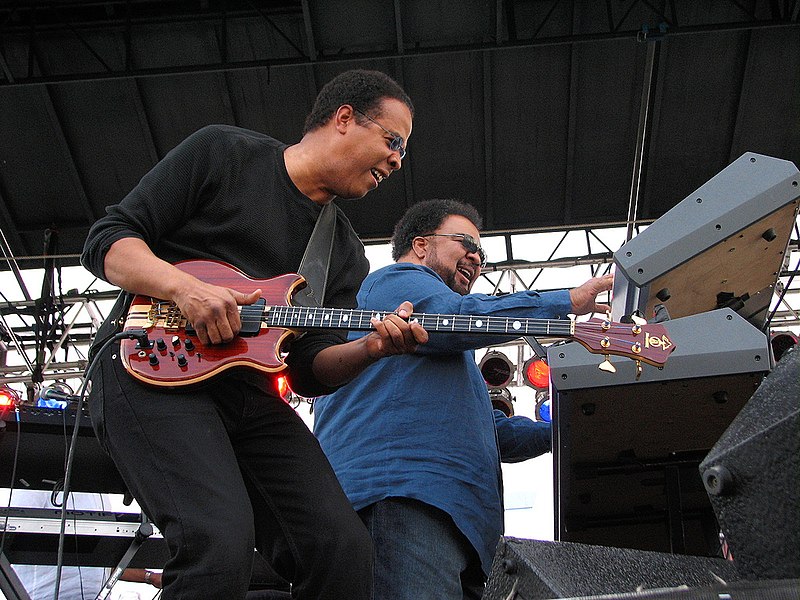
(275, 375, 291, 401)
(0, 386, 19, 408)
(522, 357, 550, 390)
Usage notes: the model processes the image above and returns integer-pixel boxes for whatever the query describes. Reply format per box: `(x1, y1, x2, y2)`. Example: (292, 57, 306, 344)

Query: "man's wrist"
(144, 570, 154, 585)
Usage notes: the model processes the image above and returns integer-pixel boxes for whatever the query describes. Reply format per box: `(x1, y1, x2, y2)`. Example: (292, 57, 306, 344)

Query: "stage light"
(490, 388, 514, 417)
(1, 386, 20, 408)
(275, 375, 291, 401)
(479, 351, 514, 389)
(522, 356, 550, 390)
(534, 390, 551, 423)
(770, 331, 798, 363)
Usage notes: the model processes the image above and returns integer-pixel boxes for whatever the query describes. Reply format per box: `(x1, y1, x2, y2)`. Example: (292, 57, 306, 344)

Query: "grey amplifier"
(611, 152, 799, 327)
(548, 308, 770, 390)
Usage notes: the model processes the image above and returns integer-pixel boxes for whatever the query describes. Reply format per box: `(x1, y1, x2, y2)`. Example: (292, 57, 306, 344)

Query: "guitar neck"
(265, 305, 575, 338)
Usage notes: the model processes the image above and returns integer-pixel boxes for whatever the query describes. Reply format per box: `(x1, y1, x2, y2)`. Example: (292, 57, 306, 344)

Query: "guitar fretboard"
(265, 305, 575, 337)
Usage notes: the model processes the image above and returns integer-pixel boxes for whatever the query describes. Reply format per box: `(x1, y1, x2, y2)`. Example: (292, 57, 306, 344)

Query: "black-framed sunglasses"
(353, 107, 407, 159)
(421, 233, 487, 267)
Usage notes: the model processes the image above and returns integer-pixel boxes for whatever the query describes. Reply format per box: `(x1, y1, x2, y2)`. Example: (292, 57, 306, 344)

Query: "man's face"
(332, 98, 412, 199)
(422, 214, 483, 295)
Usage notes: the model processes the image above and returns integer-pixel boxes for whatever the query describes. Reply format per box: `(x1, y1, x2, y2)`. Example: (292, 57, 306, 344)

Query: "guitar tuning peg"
(630, 314, 647, 326)
(598, 356, 616, 373)
(635, 360, 643, 380)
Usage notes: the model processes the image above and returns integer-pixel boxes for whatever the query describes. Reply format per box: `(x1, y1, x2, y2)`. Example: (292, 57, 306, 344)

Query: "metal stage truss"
(1, 217, 798, 391)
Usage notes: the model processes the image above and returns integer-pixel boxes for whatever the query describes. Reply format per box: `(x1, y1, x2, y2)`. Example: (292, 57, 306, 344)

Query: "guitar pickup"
(240, 298, 266, 336)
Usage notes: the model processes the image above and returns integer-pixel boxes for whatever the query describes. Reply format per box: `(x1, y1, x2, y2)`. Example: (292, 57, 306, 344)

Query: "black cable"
(50, 479, 65, 508)
(53, 328, 150, 600)
(0, 406, 22, 557)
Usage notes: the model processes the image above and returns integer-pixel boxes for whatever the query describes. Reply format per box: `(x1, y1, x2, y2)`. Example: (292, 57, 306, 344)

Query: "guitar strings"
(141, 305, 658, 337)
(137, 303, 668, 357)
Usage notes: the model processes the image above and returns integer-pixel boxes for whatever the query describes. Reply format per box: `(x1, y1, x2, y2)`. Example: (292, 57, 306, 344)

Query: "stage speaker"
(547, 309, 770, 556)
(611, 152, 800, 328)
(483, 537, 741, 599)
(699, 347, 800, 580)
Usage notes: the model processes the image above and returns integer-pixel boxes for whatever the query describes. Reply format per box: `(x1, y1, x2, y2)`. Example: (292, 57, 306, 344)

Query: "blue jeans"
(358, 497, 485, 600)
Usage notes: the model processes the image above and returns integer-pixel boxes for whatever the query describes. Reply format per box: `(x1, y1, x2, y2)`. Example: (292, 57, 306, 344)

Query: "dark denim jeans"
(359, 497, 485, 600)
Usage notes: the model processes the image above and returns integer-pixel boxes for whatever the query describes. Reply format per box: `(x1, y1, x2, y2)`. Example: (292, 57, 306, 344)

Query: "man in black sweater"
(81, 70, 426, 599)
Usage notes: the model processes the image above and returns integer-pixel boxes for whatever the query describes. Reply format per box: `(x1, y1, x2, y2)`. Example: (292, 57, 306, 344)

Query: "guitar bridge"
(148, 301, 188, 332)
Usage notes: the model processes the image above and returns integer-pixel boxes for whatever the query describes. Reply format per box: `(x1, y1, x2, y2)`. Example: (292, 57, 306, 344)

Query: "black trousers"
(89, 344, 372, 599)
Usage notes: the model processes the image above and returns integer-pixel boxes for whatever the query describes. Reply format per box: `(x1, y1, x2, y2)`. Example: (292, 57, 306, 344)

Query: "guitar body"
(121, 260, 304, 387)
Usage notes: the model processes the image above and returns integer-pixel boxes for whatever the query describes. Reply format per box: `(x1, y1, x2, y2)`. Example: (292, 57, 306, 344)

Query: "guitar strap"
(294, 201, 337, 307)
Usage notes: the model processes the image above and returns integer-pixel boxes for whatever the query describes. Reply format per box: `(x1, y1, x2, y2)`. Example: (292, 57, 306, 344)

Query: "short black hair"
(391, 199, 483, 261)
(303, 69, 414, 134)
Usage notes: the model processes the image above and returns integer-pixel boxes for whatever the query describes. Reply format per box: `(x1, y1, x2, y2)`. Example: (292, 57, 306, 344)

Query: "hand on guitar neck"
(314, 300, 429, 387)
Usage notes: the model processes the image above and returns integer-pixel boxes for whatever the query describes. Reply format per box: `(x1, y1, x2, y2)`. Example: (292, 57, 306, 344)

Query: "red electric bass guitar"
(120, 260, 675, 387)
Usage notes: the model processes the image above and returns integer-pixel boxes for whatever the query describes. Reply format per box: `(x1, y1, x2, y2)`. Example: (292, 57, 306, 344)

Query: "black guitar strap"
(294, 201, 337, 307)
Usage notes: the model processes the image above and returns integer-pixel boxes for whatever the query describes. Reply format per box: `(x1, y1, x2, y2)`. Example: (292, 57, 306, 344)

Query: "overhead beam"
(1, 19, 798, 87)
(728, 27, 755, 162)
(39, 85, 96, 222)
(482, 52, 494, 229)
(563, 1, 580, 224)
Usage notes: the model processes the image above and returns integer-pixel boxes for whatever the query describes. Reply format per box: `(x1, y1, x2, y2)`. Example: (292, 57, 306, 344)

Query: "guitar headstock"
(573, 317, 675, 367)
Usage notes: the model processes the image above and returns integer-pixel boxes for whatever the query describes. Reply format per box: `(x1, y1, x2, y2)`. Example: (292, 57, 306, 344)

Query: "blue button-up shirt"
(313, 263, 571, 575)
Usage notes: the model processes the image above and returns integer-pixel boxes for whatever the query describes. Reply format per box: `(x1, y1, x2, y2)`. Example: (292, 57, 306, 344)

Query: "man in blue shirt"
(313, 199, 613, 599)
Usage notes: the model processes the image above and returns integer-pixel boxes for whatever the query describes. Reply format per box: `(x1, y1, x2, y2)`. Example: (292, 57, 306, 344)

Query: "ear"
(411, 236, 428, 262)
(333, 104, 356, 134)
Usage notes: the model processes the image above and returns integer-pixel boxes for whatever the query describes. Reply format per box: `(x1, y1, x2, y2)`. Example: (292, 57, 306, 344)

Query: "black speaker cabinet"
(548, 309, 770, 556)
(483, 537, 742, 599)
(700, 347, 800, 580)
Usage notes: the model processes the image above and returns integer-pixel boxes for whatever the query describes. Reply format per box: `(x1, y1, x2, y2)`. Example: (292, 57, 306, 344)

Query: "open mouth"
(370, 168, 385, 184)
(457, 265, 473, 283)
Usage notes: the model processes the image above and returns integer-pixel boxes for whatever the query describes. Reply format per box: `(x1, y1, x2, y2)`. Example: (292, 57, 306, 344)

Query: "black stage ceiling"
(1, 0, 799, 268)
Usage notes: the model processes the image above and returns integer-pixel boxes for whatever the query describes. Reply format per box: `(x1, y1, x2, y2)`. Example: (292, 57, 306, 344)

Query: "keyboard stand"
(95, 516, 154, 600)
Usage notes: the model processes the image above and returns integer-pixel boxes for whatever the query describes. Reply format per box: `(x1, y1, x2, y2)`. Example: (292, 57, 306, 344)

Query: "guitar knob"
(172, 336, 181, 348)
(156, 338, 167, 351)
(177, 354, 188, 368)
(184, 339, 195, 351)
(148, 353, 159, 366)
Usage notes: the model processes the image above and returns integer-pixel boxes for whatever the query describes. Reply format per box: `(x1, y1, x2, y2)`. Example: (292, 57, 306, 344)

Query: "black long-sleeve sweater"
(81, 124, 369, 396)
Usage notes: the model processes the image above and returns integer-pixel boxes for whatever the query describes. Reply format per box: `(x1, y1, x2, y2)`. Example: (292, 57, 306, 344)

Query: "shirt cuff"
(542, 289, 573, 319)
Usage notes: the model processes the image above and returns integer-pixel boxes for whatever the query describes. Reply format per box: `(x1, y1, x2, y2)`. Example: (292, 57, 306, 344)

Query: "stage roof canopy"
(1, 0, 798, 268)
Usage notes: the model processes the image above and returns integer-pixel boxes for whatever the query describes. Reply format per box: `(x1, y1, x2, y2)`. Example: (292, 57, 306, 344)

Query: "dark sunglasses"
(353, 107, 407, 159)
(421, 233, 487, 267)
